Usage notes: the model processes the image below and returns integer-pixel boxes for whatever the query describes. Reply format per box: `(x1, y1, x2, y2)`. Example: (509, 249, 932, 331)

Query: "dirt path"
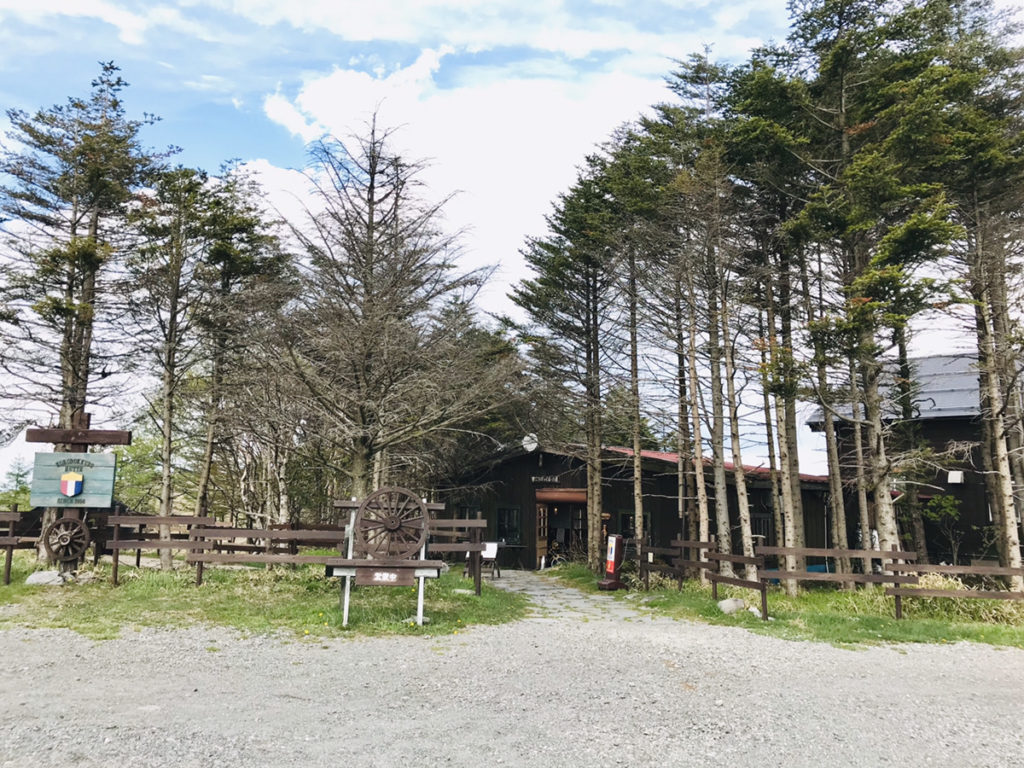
(2, 571, 1022, 768)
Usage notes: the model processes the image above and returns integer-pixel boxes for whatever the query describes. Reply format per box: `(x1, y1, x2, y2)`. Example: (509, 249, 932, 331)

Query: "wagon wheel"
(354, 487, 428, 559)
(43, 517, 92, 563)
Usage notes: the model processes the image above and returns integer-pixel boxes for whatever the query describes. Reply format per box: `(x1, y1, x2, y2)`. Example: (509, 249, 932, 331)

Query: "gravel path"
(2, 570, 1023, 768)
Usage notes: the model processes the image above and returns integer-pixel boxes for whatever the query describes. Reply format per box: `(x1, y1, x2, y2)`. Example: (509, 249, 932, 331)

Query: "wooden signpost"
(25, 412, 131, 565)
(325, 487, 445, 626)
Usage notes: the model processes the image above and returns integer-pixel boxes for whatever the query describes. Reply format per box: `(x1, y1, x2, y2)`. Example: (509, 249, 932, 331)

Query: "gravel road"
(2, 570, 1022, 768)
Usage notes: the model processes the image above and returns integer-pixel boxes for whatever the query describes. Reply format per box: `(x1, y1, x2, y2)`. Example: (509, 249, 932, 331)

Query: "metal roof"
(908, 354, 980, 419)
(808, 353, 981, 426)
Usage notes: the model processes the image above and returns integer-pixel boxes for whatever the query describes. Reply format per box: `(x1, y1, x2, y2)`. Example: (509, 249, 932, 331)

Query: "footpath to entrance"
(2, 570, 1023, 768)
(491, 567, 656, 621)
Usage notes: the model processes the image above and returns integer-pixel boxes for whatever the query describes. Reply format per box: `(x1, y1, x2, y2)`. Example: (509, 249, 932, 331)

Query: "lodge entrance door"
(536, 503, 548, 569)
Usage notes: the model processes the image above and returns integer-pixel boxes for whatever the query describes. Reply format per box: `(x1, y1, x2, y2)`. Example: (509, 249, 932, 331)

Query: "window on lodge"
(497, 507, 521, 544)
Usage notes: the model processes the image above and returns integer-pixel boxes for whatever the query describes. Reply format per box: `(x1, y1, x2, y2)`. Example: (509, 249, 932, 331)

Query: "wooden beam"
(25, 428, 132, 446)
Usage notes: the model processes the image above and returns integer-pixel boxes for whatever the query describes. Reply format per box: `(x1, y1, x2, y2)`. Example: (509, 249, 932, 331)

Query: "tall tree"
(514, 158, 619, 571)
(190, 168, 289, 519)
(0, 62, 158, 559)
(286, 121, 517, 498)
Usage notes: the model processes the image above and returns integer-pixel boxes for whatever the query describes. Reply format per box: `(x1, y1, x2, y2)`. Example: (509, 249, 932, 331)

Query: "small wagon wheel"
(43, 517, 92, 563)
(354, 487, 429, 559)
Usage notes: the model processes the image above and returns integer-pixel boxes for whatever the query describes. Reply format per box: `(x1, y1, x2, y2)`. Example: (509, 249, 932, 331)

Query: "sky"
(0, 0, 804, 475)
(3, 0, 1011, 479)
(0, 0, 794, 311)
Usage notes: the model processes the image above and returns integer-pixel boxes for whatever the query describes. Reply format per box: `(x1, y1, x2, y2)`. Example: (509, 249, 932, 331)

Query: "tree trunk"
(861, 350, 900, 554)
(849, 362, 873, 574)
(722, 302, 755, 579)
(976, 278, 1024, 589)
(674, 280, 697, 543)
(707, 282, 734, 575)
(757, 309, 783, 551)
(685, 273, 710, 582)
(628, 247, 645, 550)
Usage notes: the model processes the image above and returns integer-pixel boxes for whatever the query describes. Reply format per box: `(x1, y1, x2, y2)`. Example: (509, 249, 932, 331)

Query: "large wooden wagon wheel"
(43, 517, 91, 563)
(354, 487, 429, 559)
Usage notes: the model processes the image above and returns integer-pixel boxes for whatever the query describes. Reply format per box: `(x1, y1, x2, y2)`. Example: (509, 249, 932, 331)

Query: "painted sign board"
(30, 453, 116, 508)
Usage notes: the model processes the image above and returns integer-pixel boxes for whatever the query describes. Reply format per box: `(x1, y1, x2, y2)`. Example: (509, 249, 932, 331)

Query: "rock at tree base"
(717, 597, 746, 615)
(25, 571, 66, 586)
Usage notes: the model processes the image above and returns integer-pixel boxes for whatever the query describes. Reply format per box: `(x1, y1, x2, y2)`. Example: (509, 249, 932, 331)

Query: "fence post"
(474, 512, 482, 597)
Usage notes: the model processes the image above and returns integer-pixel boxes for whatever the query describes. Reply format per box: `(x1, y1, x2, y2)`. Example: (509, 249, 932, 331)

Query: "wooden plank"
(428, 520, 488, 529)
(213, 544, 292, 554)
(108, 516, 215, 526)
(762, 571, 919, 585)
(0, 537, 37, 547)
(669, 539, 715, 549)
(756, 546, 917, 560)
(640, 546, 683, 556)
(709, 573, 764, 592)
(674, 559, 717, 571)
(186, 553, 353, 566)
(643, 563, 680, 574)
(188, 552, 445, 568)
(427, 543, 486, 553)
(0, 513, 22, 522)
(352, 566, 440, 586)
(190, 528, 347, 542)
(707, 553, 764, 565)
(328, 558, 443, 569)
(26, 427, 132, 445)
(887, 587, 1024, 601)
(887, 563, 1024, 576)
(107, 540, 220, 551)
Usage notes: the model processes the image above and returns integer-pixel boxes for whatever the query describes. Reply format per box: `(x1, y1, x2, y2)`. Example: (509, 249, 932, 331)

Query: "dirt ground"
(2, 570, 1022, 767)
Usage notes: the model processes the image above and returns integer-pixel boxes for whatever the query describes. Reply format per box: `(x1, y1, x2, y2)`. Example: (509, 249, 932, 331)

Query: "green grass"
(549, 562, 1024, 649)
(0, 552, 528, 640)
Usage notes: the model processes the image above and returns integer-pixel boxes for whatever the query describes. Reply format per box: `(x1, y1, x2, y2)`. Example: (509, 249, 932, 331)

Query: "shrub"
(901, 573, 1024, 623)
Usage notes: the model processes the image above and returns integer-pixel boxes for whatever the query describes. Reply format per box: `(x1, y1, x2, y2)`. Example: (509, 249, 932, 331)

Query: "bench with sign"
(324, 487, 445, 626)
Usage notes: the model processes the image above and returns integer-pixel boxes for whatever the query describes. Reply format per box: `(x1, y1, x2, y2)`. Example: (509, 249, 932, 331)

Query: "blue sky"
(0, 0, 805, 473)
(0, 0, 794, 311)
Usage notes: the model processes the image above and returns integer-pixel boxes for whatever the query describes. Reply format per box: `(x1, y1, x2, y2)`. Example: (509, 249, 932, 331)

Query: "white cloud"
(263, 91, 324, 143)
(210, 0, 787, 64)
(0, 0, 148, 43)
(261, 49, 673, 317)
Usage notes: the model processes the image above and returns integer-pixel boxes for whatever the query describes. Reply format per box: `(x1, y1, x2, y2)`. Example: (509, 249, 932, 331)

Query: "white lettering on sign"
(372, 571, 398, 583)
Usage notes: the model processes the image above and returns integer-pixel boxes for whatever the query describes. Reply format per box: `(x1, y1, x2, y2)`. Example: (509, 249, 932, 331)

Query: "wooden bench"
(885, 562, 1024, 618)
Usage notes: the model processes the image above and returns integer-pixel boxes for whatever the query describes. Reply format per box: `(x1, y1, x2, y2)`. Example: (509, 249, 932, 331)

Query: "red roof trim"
(604, 446, 829, 484)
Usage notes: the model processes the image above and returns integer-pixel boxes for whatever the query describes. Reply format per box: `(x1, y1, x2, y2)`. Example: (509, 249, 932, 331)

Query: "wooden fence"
(885, 562, 1024, 618)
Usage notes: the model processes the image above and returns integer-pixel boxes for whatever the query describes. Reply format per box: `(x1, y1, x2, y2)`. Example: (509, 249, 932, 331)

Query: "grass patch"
(0, 552, 528, 640)
(546, 562, 1024, 649)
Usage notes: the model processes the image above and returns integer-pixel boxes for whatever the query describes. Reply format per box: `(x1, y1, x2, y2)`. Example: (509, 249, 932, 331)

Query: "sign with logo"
(60, 472, 84, 497)
(30, 453, 116, 508)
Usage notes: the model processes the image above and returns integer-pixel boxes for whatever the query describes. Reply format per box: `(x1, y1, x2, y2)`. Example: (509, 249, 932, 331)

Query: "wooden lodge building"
(812, 353, 1022, 562)
(443, 445, 831, 569)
